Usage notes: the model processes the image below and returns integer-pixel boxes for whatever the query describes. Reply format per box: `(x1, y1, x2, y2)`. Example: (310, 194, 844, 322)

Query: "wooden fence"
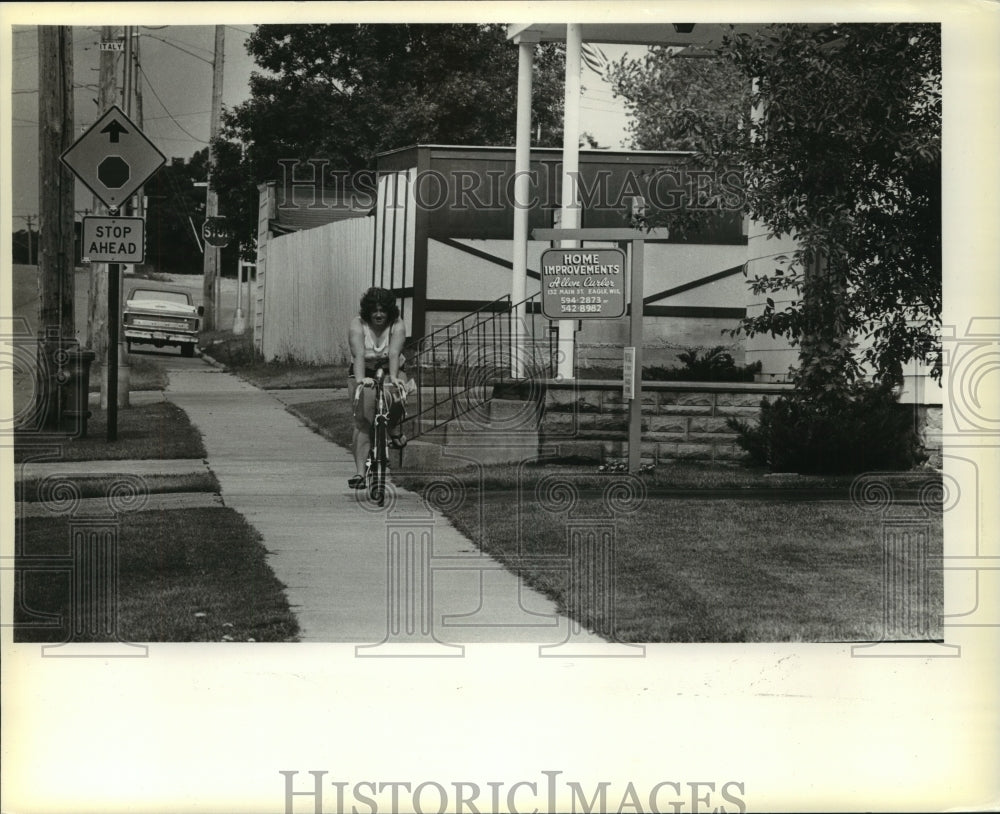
(260, 216, 374, 363)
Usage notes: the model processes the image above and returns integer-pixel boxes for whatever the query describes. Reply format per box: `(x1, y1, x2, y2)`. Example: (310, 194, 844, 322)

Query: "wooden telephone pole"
(87, 25, 123, 409)
(37, 26, 75, 429)
(201, 25, 224, 331)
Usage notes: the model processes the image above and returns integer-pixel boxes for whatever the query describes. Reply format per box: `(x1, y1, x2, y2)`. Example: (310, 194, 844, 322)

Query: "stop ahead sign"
(202, 216, 231, 248)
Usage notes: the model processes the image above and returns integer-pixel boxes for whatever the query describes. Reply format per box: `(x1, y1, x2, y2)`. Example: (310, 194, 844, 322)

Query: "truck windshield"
(129, 290, 190, 306)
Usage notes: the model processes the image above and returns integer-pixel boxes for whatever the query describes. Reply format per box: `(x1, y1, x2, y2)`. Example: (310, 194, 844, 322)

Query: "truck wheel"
(181, 345, 195, 358)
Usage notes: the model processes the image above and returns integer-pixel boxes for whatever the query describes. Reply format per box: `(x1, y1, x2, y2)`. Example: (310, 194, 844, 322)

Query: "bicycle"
(354, 369, 404, 506)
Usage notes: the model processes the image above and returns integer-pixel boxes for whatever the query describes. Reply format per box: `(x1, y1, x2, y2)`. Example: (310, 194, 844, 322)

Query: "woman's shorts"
(348, 375, 405, 432)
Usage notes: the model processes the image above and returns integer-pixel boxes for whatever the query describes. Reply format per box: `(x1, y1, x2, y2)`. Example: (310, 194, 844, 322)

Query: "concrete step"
(393, 438, 542, 472)
(401, 392, 543, 467)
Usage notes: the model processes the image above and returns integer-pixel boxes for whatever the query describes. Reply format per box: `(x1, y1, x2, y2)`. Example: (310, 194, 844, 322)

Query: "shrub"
(727, 382, 927, 474)
(646, 345, 762, 383)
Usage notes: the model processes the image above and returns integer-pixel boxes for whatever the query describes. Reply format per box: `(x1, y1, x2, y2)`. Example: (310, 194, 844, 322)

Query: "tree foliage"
(142, 150, 218, 274)
(609, 45, 749, 152)
(213, 24, 565, 256)
(611, 24, 942, 392)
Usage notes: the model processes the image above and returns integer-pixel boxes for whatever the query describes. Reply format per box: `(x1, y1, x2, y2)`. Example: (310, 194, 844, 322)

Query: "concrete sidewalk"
(163, 366, 608, 649)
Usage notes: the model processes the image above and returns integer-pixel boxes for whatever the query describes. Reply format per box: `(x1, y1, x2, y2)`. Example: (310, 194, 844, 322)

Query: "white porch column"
(511, 35, 536, 378)
(557, 22, 583, 380)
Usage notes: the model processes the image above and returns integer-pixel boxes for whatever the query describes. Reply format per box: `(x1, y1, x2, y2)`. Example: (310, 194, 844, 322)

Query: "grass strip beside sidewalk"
(14, 390, 298, 643)
(14, 401, 207, 463)
(15, 508, 299, 643)
(17, 472, 220, 502)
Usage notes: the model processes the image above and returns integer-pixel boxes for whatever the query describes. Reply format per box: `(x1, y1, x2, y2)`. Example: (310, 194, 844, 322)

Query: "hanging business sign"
(81, 215, 145, 263)
(539, 247, 627, 320)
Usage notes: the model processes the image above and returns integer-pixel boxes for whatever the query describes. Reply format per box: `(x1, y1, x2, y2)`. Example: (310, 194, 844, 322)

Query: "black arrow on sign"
(101, 120, 129, 143)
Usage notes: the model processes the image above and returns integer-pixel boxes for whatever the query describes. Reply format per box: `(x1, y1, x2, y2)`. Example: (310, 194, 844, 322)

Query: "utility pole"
(134, 29, 145, 221)
(202, 25, 224, 331)
(111, 24, 133, 415)
(37, 26, 76, 430)
(88, 25, 119, 409)
(24, 215, 36, 265)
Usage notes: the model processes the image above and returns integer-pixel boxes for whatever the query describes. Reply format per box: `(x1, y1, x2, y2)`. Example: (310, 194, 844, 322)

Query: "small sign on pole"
(81, 216, 145, 263)
(623, 346, 636, 400)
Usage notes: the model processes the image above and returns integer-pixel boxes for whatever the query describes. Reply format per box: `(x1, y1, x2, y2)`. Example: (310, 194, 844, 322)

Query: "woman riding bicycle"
(347, 286, 408, 489)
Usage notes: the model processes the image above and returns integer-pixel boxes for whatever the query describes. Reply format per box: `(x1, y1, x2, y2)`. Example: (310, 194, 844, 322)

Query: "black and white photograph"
(2, 2, 998, 812)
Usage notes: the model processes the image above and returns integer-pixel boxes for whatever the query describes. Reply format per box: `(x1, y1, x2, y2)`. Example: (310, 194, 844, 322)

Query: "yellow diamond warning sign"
(61, 105, 165, 210)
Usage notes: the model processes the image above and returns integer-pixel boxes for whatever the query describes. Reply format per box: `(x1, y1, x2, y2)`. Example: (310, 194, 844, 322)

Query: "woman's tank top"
(361, 320, 395, 375)
(362, 322, 390, 356)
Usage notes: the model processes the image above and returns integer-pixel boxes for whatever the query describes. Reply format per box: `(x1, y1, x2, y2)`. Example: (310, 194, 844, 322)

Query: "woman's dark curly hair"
(359, 287, 400, 323)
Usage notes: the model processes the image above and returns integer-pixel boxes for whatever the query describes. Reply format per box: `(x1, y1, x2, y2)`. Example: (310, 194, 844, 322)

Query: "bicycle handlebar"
(353, 371, 407, 406)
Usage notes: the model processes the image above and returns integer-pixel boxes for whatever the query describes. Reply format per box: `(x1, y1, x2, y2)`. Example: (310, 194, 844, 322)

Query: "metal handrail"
(419, 293, 512, 348)
(406, 292, 558, 438)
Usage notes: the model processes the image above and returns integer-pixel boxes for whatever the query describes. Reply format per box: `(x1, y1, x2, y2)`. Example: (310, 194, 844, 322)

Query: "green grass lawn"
(285, 397, 937, 491)
(14, 401, 206, 462)
(200, 330, 348, 389)
(287, 399, 355, 449)
(119, 355, 171, 391)
(452, 495, 942, 642)
(17, 472, 219, 502)
(13, 389, 298, 643)
(15, 508, 299, 643)
(280, 395, 943, 643)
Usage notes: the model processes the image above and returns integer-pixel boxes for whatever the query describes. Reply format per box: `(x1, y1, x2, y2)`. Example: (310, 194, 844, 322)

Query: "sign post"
(61, 105, 164, 441)
(627, 240, 645, 474)
(202, 217, 230, 329)
(533, 228, 648, 473)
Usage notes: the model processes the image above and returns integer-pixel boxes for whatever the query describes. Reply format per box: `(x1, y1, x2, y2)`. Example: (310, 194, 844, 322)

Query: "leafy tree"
(214, 24, 566, 256)
(142, 151, 207, 274)
(140, 150, 239, 275)
(609, 45, 749, 152)
(610, 24, 942, 393)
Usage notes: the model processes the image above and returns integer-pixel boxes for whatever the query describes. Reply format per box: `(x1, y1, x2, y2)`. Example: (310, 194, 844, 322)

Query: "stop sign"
(98, 156, 130, 189)
(202, 216, 231, 248)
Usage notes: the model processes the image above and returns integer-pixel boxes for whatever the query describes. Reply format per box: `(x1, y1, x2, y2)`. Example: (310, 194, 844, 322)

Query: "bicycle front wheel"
(369, 421, 388, 506)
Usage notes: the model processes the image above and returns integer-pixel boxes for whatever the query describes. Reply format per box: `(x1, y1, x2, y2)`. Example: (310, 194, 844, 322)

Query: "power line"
(13, 82, 100, 95)
(142, 32, 214, 64)
(156, 135, 212, 143)
(138, 63, 209, 144)
(143, 109, 212, 122)
(149, 30, 217, 57)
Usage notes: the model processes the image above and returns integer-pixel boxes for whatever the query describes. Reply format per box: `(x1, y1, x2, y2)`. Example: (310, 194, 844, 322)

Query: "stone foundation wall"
(540, 381, 945, 467)
(541, 380, 793, 464)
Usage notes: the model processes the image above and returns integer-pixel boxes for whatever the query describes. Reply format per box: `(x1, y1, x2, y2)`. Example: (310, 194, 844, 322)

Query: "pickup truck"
(122, 285, 203, 357)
